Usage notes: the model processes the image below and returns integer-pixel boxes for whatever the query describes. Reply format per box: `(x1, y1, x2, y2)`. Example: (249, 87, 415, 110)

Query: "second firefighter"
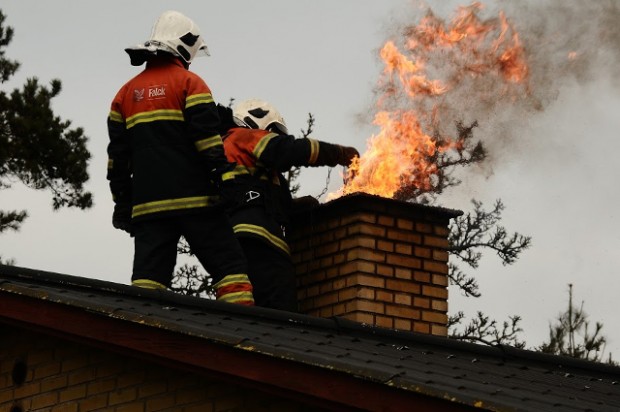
(220, 99, 359, 311)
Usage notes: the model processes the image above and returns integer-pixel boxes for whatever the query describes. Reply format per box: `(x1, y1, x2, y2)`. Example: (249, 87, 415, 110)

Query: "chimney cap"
(291, 193, 463, 222)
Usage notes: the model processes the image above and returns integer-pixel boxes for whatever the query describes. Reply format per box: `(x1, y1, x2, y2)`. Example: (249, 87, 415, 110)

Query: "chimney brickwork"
(289, 194, 461, 337)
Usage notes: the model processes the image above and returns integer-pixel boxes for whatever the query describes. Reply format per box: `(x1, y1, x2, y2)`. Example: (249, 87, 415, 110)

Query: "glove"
(214, 274, 255, 306)
(337, 145, 360, 166)
(216, 103, 237, 136)
(112, 203, 133, 235)
(208, 162, 239, 208)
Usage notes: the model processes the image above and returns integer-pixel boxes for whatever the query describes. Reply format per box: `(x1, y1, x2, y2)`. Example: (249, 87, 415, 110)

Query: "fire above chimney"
(288, 193, 462, 336)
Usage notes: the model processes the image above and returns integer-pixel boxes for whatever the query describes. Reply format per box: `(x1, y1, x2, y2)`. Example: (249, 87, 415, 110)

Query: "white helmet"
(232, 99, 288, 135)
(125, 11, 209, 65)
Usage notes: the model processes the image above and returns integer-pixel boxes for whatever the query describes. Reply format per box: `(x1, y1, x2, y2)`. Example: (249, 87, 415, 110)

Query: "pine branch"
(0, 210, 27, 233)
(448, 199, 531, 272)
(449, 311, 525, 348)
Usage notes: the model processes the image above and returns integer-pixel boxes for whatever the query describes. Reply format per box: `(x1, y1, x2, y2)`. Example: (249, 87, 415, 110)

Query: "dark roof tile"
(1, 264, 619, 412)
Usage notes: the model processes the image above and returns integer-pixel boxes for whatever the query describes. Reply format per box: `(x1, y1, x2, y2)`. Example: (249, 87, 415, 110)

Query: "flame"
(337, 110, 459, 199)
(495, 12, 528, 83)
(329, 2, 530, 201)
(380, 41, 448, 97)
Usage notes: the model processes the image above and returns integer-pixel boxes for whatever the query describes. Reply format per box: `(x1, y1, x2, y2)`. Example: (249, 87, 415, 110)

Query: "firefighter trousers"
(132, 209, 249, 289)
(238, 237, 298, 312)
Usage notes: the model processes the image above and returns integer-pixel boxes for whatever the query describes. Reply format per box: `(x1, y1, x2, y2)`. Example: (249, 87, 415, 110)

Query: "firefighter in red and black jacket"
(219, 99, 359, 311)
(107, 11, 254, 305)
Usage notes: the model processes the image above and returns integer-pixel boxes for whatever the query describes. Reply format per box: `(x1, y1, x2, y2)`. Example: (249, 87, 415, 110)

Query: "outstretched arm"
(258, 134, 359, 171)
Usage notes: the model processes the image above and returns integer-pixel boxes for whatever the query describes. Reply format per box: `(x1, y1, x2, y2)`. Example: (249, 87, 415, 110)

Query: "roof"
(1, 264, 619, 412)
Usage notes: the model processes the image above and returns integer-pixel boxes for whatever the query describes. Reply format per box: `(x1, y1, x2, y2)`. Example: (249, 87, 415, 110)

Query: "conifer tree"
(0, 10, 92, 261)
(539, 284, 615, 364)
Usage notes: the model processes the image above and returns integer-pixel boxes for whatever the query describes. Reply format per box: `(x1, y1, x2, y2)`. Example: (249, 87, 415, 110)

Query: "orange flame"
(495, 11, 528, 83)
(335, 110, 459, 199)
(380, 41, 448, 98)
(329, 2, 529, 201)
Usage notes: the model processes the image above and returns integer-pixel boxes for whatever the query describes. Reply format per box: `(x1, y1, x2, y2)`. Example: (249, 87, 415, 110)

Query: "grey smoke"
(373, 0, 620, 174)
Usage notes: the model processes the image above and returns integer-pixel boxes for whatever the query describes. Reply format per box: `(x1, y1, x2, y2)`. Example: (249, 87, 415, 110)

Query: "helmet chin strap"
(267, 123, 288, 135)
(242, 116, 260, 129)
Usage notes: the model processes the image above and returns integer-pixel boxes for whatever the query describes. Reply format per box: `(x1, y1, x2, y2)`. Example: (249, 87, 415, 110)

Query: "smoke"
(372, 0, 620, 175)
(508, 1, 620, 86)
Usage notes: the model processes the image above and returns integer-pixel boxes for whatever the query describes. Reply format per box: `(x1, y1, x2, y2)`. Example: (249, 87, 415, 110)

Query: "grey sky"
(1, 1, 619, 358)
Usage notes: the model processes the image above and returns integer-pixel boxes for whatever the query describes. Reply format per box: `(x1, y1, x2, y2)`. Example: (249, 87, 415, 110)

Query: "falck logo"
(133, 88, 145, 102)
(148, 84, 166, 99)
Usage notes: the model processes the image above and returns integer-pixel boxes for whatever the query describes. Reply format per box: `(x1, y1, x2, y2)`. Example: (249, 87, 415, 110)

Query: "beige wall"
(0, 324, 322, 412)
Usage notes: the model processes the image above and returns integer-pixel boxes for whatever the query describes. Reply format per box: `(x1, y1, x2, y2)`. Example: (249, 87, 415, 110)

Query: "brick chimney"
(288, 193, 462, 337)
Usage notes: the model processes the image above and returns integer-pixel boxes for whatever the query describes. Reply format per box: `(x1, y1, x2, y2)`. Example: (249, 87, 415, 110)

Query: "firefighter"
(219, 99, 359, 311)
(107, 10, 254, 305)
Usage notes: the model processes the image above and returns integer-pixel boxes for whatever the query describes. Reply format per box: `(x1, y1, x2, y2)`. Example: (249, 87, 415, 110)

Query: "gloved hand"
(337, 145, 360, 166)
(216, 103, 237, 136)
(209, 162, 239, 208)
(112, 203, 133, 235)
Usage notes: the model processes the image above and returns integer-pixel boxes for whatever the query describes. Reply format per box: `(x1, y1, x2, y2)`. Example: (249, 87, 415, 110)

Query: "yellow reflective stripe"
(109, 110, 123, 123)
(132, 279, 167, 289)
(233, 223, 290, 255)
(221, 171, 235, 181)
(218, 291, 254, 304)
(229, 165, 251, 177)
(253, 132, 279, 160)
(194, 135, 223, 152)
(126, 109, 184, 129)
(235, 164, 275, 183)
(308, 138, 320, 164)
(213, 273, 251, 288)
(132, 196, 215, 218)
(185, 93, 214, 109)
(107, 159, 113, 169)
(213, 273, 254, 304)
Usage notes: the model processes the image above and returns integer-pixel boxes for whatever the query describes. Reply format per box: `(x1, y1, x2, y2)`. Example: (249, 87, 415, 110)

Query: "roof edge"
(2, 263, 619, 377)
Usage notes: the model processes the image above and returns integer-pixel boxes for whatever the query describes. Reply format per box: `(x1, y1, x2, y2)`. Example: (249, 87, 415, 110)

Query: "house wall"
(0, 324, 322, 412)
(289, 194, 458, 336)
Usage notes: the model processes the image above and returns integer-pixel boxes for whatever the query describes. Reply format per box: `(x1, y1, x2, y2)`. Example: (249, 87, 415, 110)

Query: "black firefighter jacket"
(107, 56, 231, 221)
(223, 127, 348, 255)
